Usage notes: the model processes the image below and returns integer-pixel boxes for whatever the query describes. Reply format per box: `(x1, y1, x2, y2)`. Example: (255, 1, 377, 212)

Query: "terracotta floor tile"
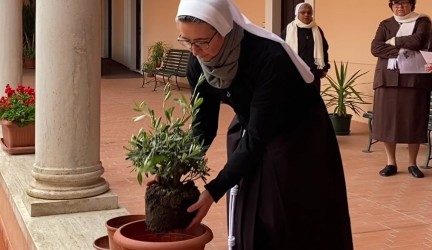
(98, 75, 432, 250)
(22, 67, 432, 249)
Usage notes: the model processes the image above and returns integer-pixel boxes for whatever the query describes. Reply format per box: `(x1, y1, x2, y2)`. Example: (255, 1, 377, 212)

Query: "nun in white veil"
(282, 2, 330, 91)
(175, 0, 353, 249)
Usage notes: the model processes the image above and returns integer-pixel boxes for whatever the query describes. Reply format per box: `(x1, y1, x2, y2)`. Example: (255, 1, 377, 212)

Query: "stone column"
(0, 0, 23, 89)
(26, 0, 116, 216)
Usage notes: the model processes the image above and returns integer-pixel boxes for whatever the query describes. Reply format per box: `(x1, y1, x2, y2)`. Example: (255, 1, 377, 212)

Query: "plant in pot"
(119, 75, 213, 249)
(141, 41, 168, 80)
(148, 41, 169, 67)
(23, 0, 36, 69)
(23, 32, 35, 69)
(142, 59, 157, 77)
(320, 61, 370, 135)
(0, 84, 36, 154)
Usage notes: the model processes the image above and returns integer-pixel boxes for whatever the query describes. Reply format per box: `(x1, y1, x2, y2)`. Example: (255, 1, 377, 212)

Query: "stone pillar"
(26, 0, 115, 215)
(0, 0, 23, 89)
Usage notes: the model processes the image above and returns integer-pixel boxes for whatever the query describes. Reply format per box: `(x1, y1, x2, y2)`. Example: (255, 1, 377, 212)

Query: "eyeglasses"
(177, 31, 218, 50)
(392, 1, 411, 7)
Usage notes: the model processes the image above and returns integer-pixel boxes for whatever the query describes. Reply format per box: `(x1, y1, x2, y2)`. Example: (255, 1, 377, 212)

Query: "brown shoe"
(379, 165, 397, 177)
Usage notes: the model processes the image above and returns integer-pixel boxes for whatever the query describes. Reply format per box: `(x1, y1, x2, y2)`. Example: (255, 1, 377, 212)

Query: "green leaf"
(321, 61, 371, 116)
(125, 82, 209, 187)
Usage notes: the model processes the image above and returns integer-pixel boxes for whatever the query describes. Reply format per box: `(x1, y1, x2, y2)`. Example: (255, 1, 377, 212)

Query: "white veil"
(176, 0, 314, 83)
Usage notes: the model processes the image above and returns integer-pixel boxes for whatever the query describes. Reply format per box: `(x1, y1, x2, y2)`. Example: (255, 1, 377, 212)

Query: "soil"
(145, 181, 200, 232)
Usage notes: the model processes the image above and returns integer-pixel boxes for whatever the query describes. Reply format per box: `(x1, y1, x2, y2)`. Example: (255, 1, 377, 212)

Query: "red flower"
(0, 84, 35, 127)
(5, 84, 15, 97)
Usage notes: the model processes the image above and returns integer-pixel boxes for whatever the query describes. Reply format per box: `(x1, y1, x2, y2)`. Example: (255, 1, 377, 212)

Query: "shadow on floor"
(102, 59, 142, 79)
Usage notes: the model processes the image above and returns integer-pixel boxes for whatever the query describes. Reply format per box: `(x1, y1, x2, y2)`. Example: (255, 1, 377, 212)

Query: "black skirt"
(227, 102, 353, 250)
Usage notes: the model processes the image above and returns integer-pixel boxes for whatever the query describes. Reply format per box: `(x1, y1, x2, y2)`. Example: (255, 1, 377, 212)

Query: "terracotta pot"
(93, 235, 110, 250)
(106, 214, 146, 250)
(0, 120, 35, 155)
(23, 57, 35, 69)
(113, 219, 213, 250)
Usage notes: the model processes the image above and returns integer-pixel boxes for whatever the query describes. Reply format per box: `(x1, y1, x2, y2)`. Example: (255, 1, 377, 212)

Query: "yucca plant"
(321, 61, 370, 116)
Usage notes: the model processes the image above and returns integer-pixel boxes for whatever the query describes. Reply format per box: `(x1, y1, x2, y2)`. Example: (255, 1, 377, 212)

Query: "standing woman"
(282, 2, 330, 92)
(371, 0, 431, 178)
(176, 0, 353, 249)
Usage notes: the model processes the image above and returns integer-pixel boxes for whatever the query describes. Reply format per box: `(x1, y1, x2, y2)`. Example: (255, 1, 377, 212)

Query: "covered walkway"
(1, 68, 432, 249)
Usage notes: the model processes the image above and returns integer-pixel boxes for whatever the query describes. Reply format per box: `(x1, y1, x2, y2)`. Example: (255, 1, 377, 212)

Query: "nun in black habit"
(175, 0, 353, 249)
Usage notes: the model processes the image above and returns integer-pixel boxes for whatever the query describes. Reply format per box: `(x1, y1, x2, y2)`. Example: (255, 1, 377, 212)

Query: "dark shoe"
(379, 165, 397, 177)
(408, 166, 424, 178)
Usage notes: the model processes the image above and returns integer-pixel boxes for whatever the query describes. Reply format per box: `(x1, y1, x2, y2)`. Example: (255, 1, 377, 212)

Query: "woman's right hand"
(425, 64, 432, 73)
(186, 190, 214, 230)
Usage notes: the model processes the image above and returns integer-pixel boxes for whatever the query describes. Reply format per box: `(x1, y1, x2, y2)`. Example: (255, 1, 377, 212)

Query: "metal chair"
(362, 111, 378, 153)
(421, 119, 432, 168)
(421, 94, 432, 168)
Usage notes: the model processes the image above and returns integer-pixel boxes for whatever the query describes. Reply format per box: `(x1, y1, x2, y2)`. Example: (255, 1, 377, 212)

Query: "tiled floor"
(25, 67, 432, 249)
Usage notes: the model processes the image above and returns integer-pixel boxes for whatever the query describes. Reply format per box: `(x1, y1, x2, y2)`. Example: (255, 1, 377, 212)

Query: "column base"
(24, 190, 119, 217)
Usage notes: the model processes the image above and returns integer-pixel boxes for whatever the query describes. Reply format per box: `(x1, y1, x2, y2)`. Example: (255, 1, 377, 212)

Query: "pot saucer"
(1, 138, 35, 155)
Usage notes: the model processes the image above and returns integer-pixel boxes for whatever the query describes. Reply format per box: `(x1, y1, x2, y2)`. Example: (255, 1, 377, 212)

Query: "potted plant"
(142, 59, 157, 77)
(321, 61, 370, 135)
(119, 76, 213, 249)
(23, 32, 35, 69)
(23, 0, 36, 69)
(147, 41, 169, 67)
(141, 41, 168, 80)
(0, 84, 36, 154)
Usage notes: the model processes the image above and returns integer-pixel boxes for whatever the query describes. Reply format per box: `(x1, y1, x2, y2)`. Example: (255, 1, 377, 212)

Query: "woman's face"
(391, 1, 412, 16)
(177, 21, 224, 62)
(297, 4, 313, 24)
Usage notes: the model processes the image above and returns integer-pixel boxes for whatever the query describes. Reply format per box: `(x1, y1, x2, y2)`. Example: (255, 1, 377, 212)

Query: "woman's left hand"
(186, 190, 214, 229)
(146, 175, 160, 186)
